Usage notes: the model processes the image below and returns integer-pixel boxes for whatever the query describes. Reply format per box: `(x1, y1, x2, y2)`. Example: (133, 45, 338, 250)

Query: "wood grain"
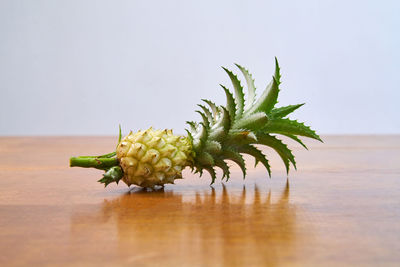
(0, 136, 399, 266)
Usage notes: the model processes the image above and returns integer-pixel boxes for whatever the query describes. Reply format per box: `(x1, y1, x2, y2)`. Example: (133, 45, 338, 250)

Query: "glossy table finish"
(0, 136, 399, 266)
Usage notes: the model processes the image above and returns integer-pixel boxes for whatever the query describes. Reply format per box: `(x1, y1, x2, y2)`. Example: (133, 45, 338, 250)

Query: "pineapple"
(116, 129, 193, 187)
(70, 58, 322, 188)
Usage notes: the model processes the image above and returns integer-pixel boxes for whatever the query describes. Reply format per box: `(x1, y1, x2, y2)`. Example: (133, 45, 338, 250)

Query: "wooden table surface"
(0, 136, 399, 266)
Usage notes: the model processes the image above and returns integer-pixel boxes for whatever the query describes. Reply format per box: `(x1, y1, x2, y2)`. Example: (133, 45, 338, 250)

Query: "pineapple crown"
(186, 58, 322, 183)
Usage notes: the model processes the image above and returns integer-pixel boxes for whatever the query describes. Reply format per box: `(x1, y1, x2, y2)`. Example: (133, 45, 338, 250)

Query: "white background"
(1, 0, 399, 136)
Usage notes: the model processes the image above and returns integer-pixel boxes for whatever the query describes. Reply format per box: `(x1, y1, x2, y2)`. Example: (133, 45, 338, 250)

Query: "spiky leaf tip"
(270, 103, 305, 119)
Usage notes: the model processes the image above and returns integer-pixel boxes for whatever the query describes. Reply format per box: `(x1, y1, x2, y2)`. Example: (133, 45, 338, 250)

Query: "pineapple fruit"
(117, 129, 192, 187)
(70, 58, 322, 188)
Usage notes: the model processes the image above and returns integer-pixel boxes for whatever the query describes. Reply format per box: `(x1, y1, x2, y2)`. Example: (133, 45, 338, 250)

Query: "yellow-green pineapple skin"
(116, 128, 193, 187)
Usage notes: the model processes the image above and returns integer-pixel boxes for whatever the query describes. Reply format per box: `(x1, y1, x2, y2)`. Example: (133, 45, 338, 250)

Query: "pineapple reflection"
(72, 181, 302, 266)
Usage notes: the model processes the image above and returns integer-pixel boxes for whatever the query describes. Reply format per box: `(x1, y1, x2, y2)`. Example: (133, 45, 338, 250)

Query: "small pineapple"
(70, 58, 322, 188)
(117, 129, 192, 187)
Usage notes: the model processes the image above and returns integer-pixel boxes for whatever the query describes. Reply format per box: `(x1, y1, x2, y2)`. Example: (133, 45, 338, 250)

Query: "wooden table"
(0, 136, 399, 266)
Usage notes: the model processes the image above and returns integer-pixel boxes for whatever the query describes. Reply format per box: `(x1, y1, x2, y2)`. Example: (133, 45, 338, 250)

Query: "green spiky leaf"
(271, 104, 304, 119)
(98, 166, 123, 187)
(235, 63, 256, 111)
(222, 149, 246, 178)
(256, 133, 296, 173)
(194, 122, 209, 150)
(208, 107, 231, 144)
(222, 67, 245, 117)
(214, 158, 230, 180)
(238, 145, 271, 177)
(186, 121, 197, 133)
(185, 129, 194, 143)
(197, 151, 214, 166)
(264, 118, 322, 141)
(117, 124, 122, 147)
(208, 126, 225, 143)
(204, 166, 217, 184)
(196, 110, 210, 128)
(233, 112, 269, 131)
(281, 134, 308, 150)
(202, 99, 218, 120)
(213, 106, 231, 133)
(205, 140, 222, 154)
(274, 57, 281, 86)
(226, 130, 257, 147)
(247, 77, 279, 114)
(198, 104, 214, 124)
(220, 84, 236, 123)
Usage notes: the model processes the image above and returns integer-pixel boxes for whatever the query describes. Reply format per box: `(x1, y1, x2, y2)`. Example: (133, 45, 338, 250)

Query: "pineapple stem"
(70, 156, 119, 170)
(76, 152, 116, 158)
